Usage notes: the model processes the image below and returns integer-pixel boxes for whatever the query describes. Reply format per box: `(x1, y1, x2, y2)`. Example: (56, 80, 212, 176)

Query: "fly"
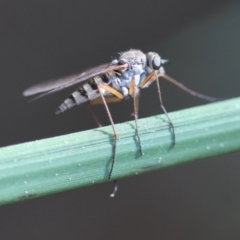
(23, 49, 219, 197)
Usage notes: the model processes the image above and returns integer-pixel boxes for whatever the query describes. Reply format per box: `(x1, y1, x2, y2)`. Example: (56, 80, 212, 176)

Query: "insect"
(23, 49, 219, 197)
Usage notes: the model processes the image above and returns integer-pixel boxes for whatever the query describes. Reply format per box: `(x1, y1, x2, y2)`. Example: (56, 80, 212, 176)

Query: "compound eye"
(152, 56, 161, 70)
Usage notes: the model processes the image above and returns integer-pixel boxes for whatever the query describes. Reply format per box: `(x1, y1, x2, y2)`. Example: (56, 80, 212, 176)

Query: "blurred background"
(1, 0, 240, 239)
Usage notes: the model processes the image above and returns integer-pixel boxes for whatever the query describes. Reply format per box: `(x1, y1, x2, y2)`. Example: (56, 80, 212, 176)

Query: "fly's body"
(54, 50, 166, 114)
(23, 49, 219, 197)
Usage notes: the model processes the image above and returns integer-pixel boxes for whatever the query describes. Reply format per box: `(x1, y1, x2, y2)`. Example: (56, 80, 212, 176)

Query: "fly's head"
(111, 50, 146, 75)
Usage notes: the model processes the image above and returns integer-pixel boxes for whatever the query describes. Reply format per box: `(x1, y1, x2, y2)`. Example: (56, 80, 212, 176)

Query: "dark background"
(1, 1, 240, 239)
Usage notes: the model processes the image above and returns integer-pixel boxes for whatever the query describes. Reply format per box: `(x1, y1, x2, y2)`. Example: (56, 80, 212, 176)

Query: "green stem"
(1, 97, 240, 205)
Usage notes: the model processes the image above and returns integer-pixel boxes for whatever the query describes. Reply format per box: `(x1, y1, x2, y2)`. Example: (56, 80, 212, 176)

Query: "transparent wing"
(23, 63, 127, 100)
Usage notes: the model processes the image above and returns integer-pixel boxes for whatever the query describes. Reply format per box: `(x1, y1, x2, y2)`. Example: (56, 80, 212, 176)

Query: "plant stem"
(0, 97, 240, 205)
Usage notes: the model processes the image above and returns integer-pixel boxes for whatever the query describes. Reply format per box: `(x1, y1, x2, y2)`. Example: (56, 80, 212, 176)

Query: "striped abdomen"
(55, 72, 118, 114)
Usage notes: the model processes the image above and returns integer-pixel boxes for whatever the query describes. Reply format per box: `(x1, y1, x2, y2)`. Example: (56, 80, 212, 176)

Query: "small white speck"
(25, 191, 28, 194)
(135, 172, 138, 175)
(49, 160, 52, 163)
(68, 177, 72, 181)
(220, 143, 225, 147)
(78, 163, 81, 166)
(24, 181, 27, 184)
(92, 181, 95, 183)
(236, 104, 240, 109)
(64, 141, 68, 144)
(206, 146, 211, 150)
(55, 173, 59, 176)
(82, 146, 85, 149)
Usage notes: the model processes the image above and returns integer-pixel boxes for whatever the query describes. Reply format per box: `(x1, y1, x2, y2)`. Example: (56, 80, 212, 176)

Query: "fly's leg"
(87, 97, 123, 128)
(97, 85, 118, 180)
(87, 101, 102, 127)
(97, 84, 124, 197)
(154, 72, 175, 145)
(133, 94, 143, 155)
(129, 77, 143, 155)
(139, 71, 175, 145)
(158, 73, 221, 102)
(110, 180, 118, 198)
